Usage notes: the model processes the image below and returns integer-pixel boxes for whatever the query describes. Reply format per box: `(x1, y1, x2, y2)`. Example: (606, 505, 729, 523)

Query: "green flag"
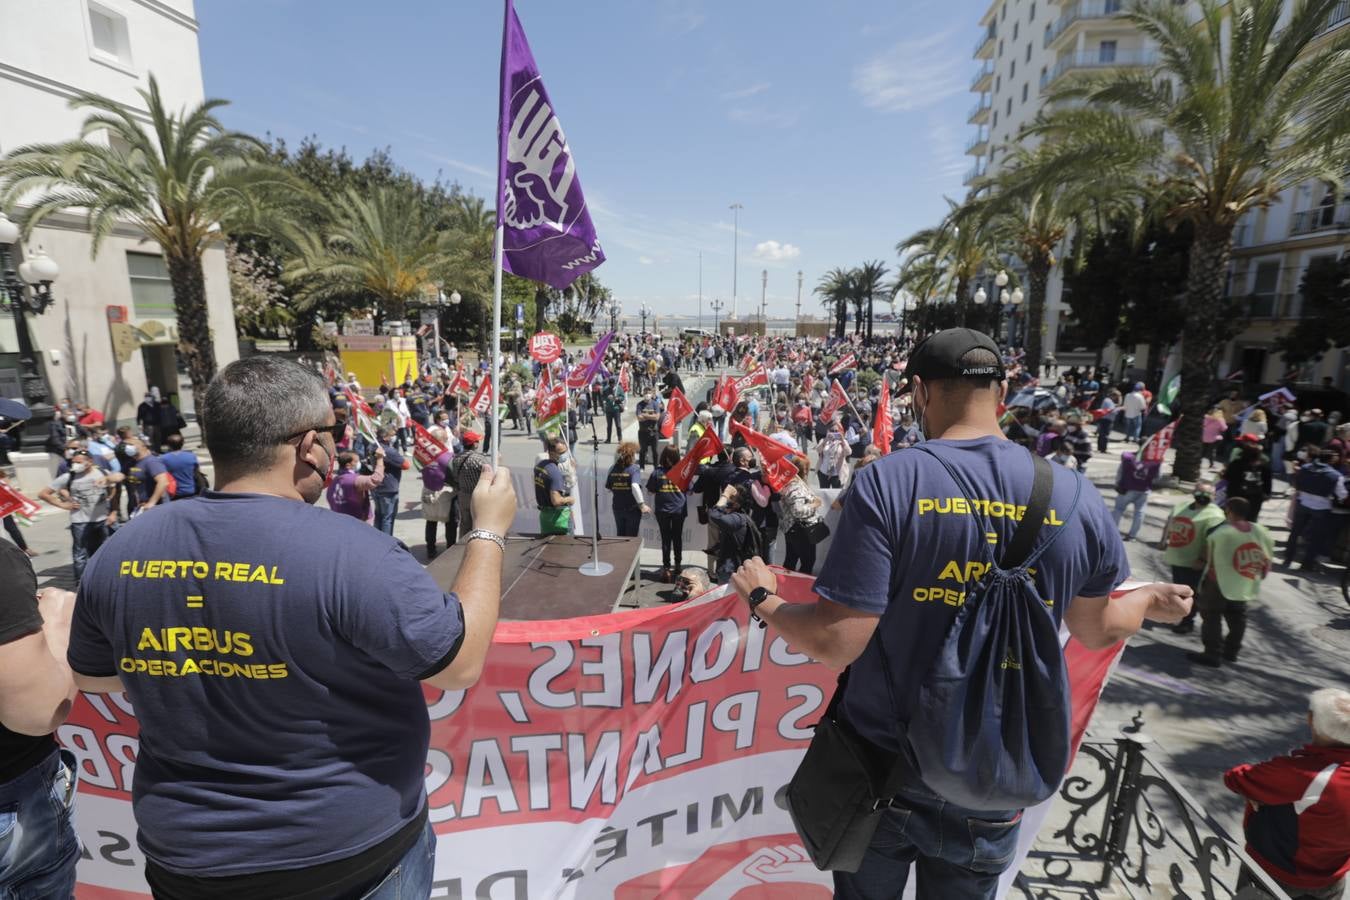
(1156, 375, 1180, 415)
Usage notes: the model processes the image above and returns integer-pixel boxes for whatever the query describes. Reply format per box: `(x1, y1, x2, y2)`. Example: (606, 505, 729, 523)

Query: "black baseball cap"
(901, 328, 1004, 390)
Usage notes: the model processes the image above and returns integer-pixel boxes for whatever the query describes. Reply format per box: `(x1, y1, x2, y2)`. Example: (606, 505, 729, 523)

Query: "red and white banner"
(1141, 416, 1181, 463)
(873, 377, 893, 455)
(409, 421, 450, 468)
(732, 367, 769, 398)
(447, 366, 471, 397)
(529, 332, 564, 364)
(65, 575, 1128, 899)
(713, 374, 739, 412)
(828, 352, 856, 376)
(666, 427, 724, 492)
(535, 373, 567, 423)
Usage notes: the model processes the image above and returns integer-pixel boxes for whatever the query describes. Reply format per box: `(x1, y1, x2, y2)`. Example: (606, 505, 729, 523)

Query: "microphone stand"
(578, 431, 612, 576)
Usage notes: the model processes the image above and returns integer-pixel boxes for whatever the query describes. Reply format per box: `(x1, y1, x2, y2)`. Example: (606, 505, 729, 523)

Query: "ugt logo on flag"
(498, 0, 605, 289)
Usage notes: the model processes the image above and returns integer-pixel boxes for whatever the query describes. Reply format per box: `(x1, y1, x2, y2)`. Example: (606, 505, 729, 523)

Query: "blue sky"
(198, 0, 989, 321)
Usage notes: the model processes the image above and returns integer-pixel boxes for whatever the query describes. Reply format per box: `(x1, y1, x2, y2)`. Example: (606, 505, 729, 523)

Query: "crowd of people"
(3, 325, 1350, 899)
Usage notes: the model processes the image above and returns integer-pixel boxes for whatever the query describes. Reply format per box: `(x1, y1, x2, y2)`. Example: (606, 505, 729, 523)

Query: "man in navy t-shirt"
(64, 356, 517, 900)
(729, 329, 1193, 899)
(372, 426, 410, 536)
(159, 433, 202, 499)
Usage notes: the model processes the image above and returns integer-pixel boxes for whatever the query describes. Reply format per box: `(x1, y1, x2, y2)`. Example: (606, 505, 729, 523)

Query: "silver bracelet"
(465, 529, 506, 552)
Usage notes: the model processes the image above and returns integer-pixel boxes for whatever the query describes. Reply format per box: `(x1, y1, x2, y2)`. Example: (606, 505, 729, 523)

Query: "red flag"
(873, 377, 893, 454)
(660, 387, 695, 439)
(729, 419, 797, 464)
(448, 366, 471, 395)
(828, 352, 856, 376)
(667, 428, 724, 491)
(740, 353, 759, 374)
(1141, 416, 1180, 463)
(535, 368, 566, 421)
(801, 372, 814, 396)
(618, 363, 631, 393)
(817, 379, 850, 424)
(760, 454, 797, 492)
(468, 378, 493, 417)
(713, 374, 739, 411)
(409, 421, 450, 467)
(529, 332, 563, 364)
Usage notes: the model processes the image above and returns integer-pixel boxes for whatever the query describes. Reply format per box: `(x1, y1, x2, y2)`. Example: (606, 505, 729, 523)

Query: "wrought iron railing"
(1015, 715, 1293, 900)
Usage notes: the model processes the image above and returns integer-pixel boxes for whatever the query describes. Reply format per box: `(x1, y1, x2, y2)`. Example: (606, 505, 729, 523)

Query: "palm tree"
(1030, 0, 1350, 480)
(960, 145, 1126, 372)
(854, 260, 890, 342)
(0, 75, 296, 407)
(815, 268, 855, 339)
(283, 186, 457, 322)
(895, 202, 1008, 333)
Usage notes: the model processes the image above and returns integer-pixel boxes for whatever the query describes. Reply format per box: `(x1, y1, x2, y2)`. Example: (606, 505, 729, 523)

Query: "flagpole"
(490, 225, 505, 468)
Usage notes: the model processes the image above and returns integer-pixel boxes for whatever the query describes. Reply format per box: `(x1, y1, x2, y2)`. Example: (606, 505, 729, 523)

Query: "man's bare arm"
(0, 589, 78, 734)
(1064, 584, 1193, 650)
(421, 466, 515, 692)
(730, 558, 879, 669)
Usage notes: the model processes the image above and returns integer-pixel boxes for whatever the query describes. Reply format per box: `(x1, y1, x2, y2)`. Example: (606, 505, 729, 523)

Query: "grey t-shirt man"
(49, 469, 111, 523)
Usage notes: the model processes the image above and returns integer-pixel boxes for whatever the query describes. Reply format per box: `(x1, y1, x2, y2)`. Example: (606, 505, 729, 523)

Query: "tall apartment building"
(965, 0, 1350, 388)
(0, 0, 238, 429)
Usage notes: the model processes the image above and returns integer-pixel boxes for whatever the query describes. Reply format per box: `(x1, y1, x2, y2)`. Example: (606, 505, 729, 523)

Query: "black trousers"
(656, 512, 684, 569)
(614, 507, 642, 537)
(782, 526, 817, 575)
(1171, 565, 1202, 627)
(1199, 580, 1247, 659)
(605, 412, 622, 442)
(3, 515, 27, 551)
(638, 432, 660, 468)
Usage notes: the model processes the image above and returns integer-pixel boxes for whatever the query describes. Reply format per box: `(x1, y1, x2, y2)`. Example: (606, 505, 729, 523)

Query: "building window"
(1044, 23, 1052, 43)
(1250, 260, 1280, 317)
(127, 253, 175, 318)
(1030, 2, 1036, 20)
(87, 2, 132, 68)
(1022, 83, 1029, 102)
(1098, 40, 1117, 62)
(1002, 4, 1007, 20)
(993, 110, 999, 127)
(999, 39, 1004, 57)
(1013, 21, 1020, 39)
(1026, 42, 1032, 61)
(996, 75, 1002, 92)
(1006, 97, 1012, 115)
(1010, 60, 1016, 78)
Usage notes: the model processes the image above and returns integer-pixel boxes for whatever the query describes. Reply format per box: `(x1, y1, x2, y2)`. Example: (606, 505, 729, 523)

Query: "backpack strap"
(999, 453, 1054, 569)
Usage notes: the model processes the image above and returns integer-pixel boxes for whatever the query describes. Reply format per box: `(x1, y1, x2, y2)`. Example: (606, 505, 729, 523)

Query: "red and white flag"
(1141, 416, 1180, 463)
(660, 387, 695, 439)
(535, 373, 567, 423)
(618, 363, 631, 394)
(740, 353, 760, 374)
(873, 377, 893, 454)
(0, 483, 42, 521)
(760, 454, 797, 492)
(468, 377, 493, 417)
(732, 366, 769, 397)
(828, 352, 856, 376)
(666, 427, 724, 491)
(447, 366, 471, 396)
(729, 419, 797, 465)
(409, 421, 450, 468)
(817, 379, 851, 424)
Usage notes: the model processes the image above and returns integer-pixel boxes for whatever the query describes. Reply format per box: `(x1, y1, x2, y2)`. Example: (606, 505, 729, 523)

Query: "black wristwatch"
(748, 586, 771, 627)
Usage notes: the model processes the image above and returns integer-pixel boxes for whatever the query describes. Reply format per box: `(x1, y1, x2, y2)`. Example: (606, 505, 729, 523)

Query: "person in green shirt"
(1187, 497, 1274, 668)
(1159, 478, 1225, 635)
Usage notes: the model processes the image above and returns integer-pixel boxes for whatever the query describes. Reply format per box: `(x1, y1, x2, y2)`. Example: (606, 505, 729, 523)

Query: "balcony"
(966, 131, 990, 155)
(1043, 0, 1126, 46)
(1322, 0, 1349, 34)
(1232, 223, 1250, 247)
(968, 97, 992, 124)
(970, 62, 994, 92)
(1289, 202, 1350, 237)
(964, 162, 987, 185)
(1041, 49, 1157, 90)
(974, 25, 997, 58)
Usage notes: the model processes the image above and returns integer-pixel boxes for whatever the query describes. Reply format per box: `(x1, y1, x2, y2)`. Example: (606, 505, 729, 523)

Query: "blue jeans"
(70, 521, 108, 583)
(373, 493, 398, 535)
(0, 749, 80, 899)
(1112, 489, 1149, 539)
(358, 821, 435, 900)
(1124, 415, 1143, 444)
(834, 763, 1022, 900)
(1286, 505, 1332, 566)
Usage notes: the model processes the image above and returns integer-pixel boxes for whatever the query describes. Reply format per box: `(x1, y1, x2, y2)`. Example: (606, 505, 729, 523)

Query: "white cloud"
(639, 256, 655, 265)
(753, 240, 801, 262)
(926, 119, 969, 182)
(727, 107, 800, 129)
(721, 81, 771, 101)
(420, 153, 493, 180)
(852, 30, 967, 113)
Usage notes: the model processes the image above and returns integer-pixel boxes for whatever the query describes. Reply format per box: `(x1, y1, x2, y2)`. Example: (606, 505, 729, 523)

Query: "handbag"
(785, 664, 908, 873)
(790, 518, 829, 545)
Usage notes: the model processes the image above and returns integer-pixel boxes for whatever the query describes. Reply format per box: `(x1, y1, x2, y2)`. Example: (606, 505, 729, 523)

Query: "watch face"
(749, 587, 769, 606)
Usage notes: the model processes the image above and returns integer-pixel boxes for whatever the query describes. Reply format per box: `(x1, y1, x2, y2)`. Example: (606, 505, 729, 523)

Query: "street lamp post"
(760, 269, 767, 331)
(609, 300, 622, 335)
(1008, 286, 1024, 347)
(639, 302, 652, 334)
(0, 213, 60, 452)
(795, 270, 803, 330)
(710, 298, 725, 335)
(729, 203, 742, 319)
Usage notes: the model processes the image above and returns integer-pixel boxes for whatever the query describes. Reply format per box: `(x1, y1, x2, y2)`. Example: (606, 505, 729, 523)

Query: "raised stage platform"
(426, 534, 643, 621)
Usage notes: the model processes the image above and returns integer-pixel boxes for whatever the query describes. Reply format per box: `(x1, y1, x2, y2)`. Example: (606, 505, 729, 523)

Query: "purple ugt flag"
(497, 0, 605, 290)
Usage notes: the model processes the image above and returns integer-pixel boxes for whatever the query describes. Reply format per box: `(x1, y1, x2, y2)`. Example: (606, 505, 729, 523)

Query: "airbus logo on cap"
(961, 365, 1003, 377)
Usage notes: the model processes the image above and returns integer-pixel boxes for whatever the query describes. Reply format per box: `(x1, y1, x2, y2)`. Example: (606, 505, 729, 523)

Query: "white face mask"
(71, 462, 90, 474)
